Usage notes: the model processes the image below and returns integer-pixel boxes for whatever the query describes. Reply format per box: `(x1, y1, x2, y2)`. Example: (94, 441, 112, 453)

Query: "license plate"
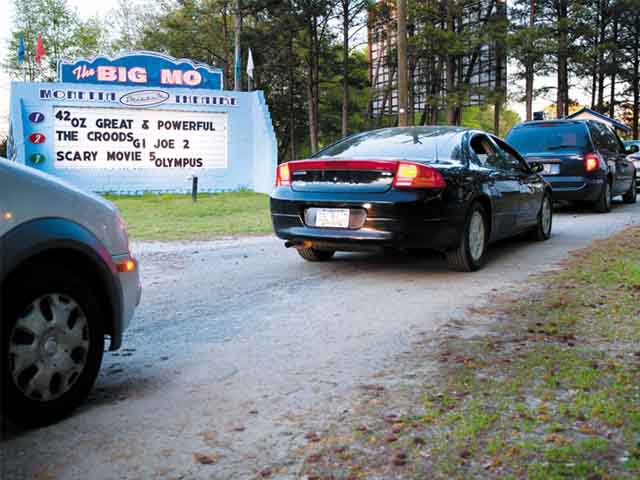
(543, 164, 560, 175)
(314, 208, 350, 228)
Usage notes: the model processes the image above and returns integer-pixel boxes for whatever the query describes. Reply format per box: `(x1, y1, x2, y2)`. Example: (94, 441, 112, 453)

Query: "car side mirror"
(626, 144, 639, 155)
(529, 161, 544, 174)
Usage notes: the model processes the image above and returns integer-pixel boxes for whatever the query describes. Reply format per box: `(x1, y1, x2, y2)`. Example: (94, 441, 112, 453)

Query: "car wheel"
(622, 176, 637, 204)
(1, 266, 105, 426)
(530, 192, 553, 241)
(297, 247, 335, 262)
(593, 179, 612, 213)
(446, 203, 488, 272)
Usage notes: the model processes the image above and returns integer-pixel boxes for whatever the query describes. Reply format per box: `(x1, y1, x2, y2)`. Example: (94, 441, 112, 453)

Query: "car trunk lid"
(289, 159, 398, 193)
(524, 151, 587, 177)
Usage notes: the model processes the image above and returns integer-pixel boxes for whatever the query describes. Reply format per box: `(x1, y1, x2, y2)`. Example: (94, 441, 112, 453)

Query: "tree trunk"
(234, 0, 242, 91)
(608, 16, 618, 119)
(288, 32, 297, 161)
(307, 16, 319, 154)
(525, 0, 536, 121)
(341, 0, 349, 137)
(556, 0, 569, 119)
(596, 0, 606, 112)
(397, 0, 409, 127)
(445, 2, 456, 125)
(634, 14, 640, 139)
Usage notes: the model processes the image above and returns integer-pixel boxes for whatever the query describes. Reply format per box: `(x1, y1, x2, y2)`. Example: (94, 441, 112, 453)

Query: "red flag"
(35, 34, 45, 64)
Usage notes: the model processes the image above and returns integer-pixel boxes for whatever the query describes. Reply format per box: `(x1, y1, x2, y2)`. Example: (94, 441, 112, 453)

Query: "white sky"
(0, 0, 582, 139)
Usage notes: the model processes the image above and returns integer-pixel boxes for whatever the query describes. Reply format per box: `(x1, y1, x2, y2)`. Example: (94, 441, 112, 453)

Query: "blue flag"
(17, 32, 25, 64)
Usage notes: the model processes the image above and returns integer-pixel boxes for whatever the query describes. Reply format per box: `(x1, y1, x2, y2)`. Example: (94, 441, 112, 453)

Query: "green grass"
(298, 226, 640, 479)
(105, 192, 272, 241)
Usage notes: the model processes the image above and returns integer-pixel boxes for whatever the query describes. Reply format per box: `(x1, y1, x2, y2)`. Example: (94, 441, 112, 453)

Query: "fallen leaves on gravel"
(193, 452, 218, 465)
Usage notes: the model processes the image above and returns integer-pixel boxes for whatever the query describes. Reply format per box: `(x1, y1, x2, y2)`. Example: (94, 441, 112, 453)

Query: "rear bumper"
(270, 189, 465, 252)
(543, 175, 605, 202)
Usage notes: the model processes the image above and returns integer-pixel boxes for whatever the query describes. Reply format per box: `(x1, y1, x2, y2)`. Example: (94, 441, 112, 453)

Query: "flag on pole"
(17, 32, 25, 64)
(35, 34, 45, 64)
(247, 48, 254, 79)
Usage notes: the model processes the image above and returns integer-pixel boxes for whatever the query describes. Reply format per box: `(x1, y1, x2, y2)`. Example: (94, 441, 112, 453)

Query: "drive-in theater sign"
(7, 52, 277, 193)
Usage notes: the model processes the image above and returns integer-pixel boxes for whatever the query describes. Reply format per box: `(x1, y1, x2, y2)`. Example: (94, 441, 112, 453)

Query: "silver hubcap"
(541, 196, 552, 234)
(9, 294, 89, 402)
(468, 211, 485, 261)
(606, 183, 611, 208)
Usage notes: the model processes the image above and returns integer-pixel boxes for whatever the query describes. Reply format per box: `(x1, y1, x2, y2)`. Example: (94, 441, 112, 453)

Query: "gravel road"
(2, 201, 639, 480)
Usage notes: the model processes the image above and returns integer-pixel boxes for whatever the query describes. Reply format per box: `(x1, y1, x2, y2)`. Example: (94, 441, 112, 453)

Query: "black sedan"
(270, 127, 552, 271)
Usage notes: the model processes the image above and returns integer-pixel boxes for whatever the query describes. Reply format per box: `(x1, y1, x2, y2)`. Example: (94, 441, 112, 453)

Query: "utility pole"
(396, 0, 408, 127)
(234, 0, 242, 91)
(494, 0, 506, 134)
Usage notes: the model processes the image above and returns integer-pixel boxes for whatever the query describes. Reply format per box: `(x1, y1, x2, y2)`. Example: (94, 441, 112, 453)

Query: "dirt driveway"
(2, 202, 639, 480)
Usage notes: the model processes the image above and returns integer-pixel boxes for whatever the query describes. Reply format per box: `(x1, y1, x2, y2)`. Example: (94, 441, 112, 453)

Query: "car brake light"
(393, 161, 446, 189)
(584, 153, 599, 173)
(275, 163, 291, 187)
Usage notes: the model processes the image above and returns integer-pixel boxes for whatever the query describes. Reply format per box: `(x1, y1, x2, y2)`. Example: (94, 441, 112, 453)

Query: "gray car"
(1, 159, 141, 425)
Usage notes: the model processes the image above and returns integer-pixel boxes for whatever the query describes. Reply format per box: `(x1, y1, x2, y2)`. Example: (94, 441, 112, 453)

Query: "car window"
(469, 134, 502, 169)
(506, 123, 590, 154)
(492, 137, 528, 173)
(591, 122, 620, 153)
(314, 128, 464, 164)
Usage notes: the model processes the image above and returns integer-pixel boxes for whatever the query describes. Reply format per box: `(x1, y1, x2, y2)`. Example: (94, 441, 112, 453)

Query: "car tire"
(1, 265, 105, 427)
(622, 176, 637, 204)
(530, 192, 553, 241)
(297, 247, 335, 262)
(593, 179, 612, 213)
(446, 203, 488, 272)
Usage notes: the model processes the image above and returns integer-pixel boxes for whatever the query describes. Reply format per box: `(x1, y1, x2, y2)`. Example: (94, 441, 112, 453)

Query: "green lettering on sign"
(30, 153, 46, 165)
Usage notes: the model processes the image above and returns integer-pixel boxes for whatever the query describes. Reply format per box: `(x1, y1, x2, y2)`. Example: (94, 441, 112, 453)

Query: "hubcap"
(9, 294, 89, 402)
(541, 196, 552, 235)
(606, 183, 611, 208)
(468, 211, 485, 261)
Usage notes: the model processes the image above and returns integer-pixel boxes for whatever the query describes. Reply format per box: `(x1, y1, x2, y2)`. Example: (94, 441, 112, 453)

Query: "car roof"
(366, 126, 472, 135)
(511, 119, 589, 130)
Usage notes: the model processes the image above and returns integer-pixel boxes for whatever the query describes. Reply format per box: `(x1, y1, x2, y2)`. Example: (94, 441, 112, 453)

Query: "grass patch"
(105, 192, 272, 241)
(299, 226, 640, 479)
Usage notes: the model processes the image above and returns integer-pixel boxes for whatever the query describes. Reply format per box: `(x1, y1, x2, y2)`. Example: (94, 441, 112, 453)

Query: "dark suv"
(506, 120, 637, 212)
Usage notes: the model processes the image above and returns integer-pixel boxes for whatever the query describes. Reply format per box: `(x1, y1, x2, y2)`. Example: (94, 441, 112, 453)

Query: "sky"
(0, 0, 569, 140)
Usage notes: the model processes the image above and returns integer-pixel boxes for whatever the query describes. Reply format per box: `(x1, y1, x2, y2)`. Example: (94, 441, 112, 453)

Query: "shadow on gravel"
(553, 198, 628, 214)
(323, 234, 538, 273)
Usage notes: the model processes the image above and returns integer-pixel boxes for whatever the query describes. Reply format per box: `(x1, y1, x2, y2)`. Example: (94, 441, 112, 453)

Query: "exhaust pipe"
(284, 240, 313, 249)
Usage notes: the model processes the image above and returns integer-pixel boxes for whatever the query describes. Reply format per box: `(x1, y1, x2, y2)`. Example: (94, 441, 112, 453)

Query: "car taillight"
(392, 162, 446, 189)
(275, 163, 291, 187)
(584, 153, 600, 173)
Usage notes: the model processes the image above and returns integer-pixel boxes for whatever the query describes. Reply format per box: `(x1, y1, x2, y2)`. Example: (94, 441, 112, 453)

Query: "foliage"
(5, 0, 640, 157)
(461, 105, 522, 137)
(3, 0, 109, 81)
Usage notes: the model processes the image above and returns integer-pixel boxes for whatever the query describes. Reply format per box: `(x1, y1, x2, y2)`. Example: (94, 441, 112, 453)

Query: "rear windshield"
(314, 128, 464, 163)
(506, 124, 590, 154)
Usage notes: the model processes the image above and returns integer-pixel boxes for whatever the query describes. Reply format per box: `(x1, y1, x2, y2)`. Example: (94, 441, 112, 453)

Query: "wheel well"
(475, 195, 493, 238)
(2, 248, 116, 340)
